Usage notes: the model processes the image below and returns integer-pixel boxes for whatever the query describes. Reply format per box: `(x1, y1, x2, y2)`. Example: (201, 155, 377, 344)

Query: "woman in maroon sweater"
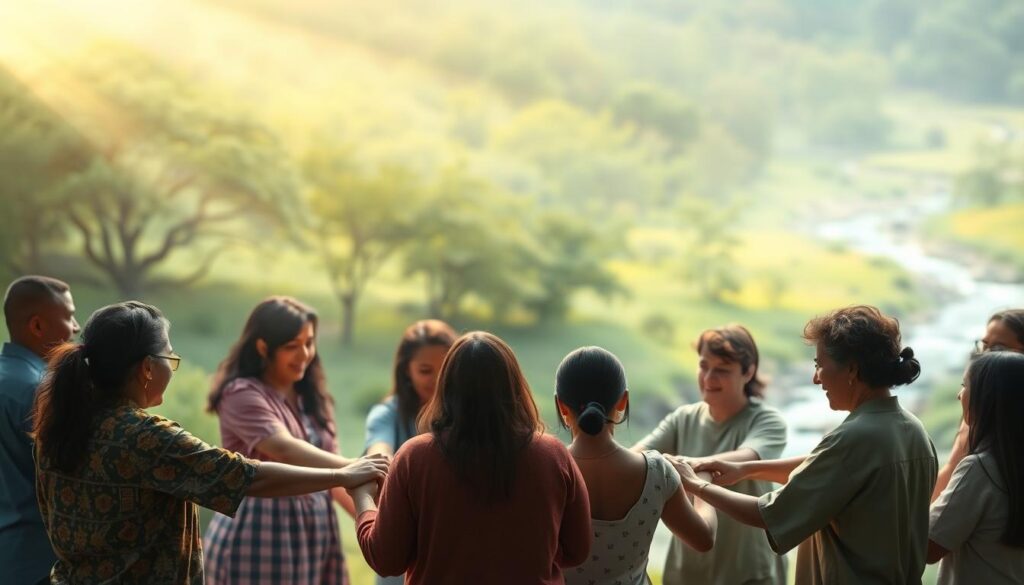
(353, 331, 592, 584)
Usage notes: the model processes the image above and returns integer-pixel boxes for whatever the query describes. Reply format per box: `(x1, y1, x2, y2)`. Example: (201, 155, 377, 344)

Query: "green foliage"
(0, 67, 91, 273)
(676, 198, 742, 303)
(892, 0, 1024, 103)
(405, 164, 543, 320)
(54, 46, 300, 296)
(954, 143, 1024, 207)
(809, 100, 892, 150)
(305, 143, 423, 344)
(524, 211, 626, 320)
(611, 83, 700, 153)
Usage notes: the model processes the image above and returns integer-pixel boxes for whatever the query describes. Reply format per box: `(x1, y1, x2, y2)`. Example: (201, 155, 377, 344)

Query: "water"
(646, 188, 1024, 575)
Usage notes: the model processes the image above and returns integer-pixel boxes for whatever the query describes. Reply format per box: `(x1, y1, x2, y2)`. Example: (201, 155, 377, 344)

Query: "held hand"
(665, 455, 703, 491)
(691, 459, 747, 486)
(336, 456, 389, 489)
(350, 478, 380, 502)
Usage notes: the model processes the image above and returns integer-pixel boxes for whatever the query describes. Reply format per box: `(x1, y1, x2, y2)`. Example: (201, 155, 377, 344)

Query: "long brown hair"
(965, 351, 1024, 546)
(208, 296, 333, 431)
(419, 331, 544, 500)
(33, 301, 168, 472)
(389, 320, 457, 429)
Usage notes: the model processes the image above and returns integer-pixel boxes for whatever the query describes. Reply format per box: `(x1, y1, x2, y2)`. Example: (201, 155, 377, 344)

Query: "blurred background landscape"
(2, 1, 1023, 582)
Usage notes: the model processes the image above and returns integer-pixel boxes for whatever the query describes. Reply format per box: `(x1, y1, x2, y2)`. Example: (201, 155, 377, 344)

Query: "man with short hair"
(1, 275, 79, 585)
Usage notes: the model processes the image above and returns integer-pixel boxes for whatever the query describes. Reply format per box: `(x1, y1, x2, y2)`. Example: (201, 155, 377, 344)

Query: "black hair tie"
(581, 401, 608, 416)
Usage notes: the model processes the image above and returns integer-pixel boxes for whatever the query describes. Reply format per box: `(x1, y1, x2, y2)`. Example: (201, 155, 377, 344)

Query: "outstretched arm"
(247, 457, 388, 497)
(690, 455, 807, 486)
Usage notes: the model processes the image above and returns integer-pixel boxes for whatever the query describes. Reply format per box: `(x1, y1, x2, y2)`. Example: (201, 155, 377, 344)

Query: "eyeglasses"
(973, 340, 1023, 354)
(150, 353, 182, 371)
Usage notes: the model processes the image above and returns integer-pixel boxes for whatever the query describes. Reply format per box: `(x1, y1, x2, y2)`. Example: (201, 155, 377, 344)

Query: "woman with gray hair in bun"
(676, 305, 938, 585)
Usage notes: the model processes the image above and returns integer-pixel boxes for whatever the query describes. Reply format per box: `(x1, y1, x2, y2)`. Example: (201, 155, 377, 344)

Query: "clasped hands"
(665, 455, 750, 493)
(338, 453, 391, 500)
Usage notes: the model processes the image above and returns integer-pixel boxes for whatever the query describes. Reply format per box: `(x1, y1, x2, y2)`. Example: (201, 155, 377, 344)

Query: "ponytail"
(32, 343, 95, 472)
(31, 300, 169, 472)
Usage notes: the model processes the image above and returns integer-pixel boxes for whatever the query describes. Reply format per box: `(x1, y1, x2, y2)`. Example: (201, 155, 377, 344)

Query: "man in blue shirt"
(1, 276, 79, 585)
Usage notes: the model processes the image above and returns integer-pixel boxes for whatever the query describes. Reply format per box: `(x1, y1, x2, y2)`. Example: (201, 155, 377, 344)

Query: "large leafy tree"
(305, 144, 421, 345)
(405, 164, 541, 321)
(54, 48, 299, 297)
(525, 211, 625, 321)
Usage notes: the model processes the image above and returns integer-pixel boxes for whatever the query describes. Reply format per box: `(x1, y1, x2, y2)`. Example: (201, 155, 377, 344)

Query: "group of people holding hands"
(0, 274, 1022, 584)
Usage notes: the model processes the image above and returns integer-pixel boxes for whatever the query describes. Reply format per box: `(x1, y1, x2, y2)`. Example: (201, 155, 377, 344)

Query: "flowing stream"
(647, 187, 1024, 573)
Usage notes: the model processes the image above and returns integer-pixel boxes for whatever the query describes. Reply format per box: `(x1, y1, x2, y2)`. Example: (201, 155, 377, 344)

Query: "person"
(927, 351, 1024, 584)
(975, 309, 1024, 354)
(31, 301, 388, 585)
(353, 331, 592, 584)
(683, 305, 937, 585)
(632, 325, 787, 585)
(364, 319, 457, 457)
(364, 319, 456, 585)
(933, 308, 1024, 501)
(203, 297, 372, 585)
(0, 276, 78, 585)
(554, 346, 715, 585)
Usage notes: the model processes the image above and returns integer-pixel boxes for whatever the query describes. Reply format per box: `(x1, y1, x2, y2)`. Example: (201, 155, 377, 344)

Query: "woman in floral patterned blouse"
(31, 301, 388, 585)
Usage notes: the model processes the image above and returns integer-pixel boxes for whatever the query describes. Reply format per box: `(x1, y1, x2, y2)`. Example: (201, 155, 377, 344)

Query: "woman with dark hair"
(555, 346, 715, 585)
(977, 309, 1024, 353)
(364, 320, 456, 585)
(933, 308, 1024, 501)
(928, 351, 1024, 584)
(203, 297, 379, 585)
(633, 324, 787, 585)
(353, 332, 592, 584)
(365, 319, 457, 457)
(32, 301, 387, 585)
(684, 305, 937, 585)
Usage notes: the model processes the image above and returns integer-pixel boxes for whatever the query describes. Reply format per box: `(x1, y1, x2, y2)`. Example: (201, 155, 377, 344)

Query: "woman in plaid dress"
(204, 297, 370, 585)
(31, 300, 388, 585)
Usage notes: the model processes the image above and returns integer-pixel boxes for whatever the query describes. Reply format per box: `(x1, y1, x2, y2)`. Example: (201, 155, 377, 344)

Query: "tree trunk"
(340, 293, 356, 347)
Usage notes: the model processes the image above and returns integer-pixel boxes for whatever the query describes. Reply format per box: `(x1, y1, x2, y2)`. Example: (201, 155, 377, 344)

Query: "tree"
(611, 82, 700, 153)
(525, 211, 625, 321)
(677, 198, 742, 303)
(0, 67, 92, 273)
(954, 143, 1023, 207)
(405, 164, 541, 321)
(305, 145, 421, 345)
(55, 48, 299, 297)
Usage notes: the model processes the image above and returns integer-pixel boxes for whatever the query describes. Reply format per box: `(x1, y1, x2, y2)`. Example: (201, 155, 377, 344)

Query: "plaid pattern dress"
(203, 377, 348, 585)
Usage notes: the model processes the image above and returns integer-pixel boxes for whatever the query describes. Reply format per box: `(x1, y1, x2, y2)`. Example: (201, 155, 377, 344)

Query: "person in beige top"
(927, 351, 1024, 584)
(633, 325, 787, 585)
(676, 306, 938, 585)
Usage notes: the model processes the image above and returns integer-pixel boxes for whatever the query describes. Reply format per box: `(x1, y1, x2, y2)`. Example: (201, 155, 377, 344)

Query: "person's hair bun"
(577, 401, 608, 436)
(893, 346, 921, 386)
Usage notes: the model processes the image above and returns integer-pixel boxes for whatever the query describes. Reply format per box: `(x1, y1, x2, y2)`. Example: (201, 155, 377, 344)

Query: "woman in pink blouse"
(352, 331, 593, 585)
(203, 297, 380, 585)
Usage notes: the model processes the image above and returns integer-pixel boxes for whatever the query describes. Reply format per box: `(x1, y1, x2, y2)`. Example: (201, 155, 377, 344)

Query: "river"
(647, 187, 1024, 575)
